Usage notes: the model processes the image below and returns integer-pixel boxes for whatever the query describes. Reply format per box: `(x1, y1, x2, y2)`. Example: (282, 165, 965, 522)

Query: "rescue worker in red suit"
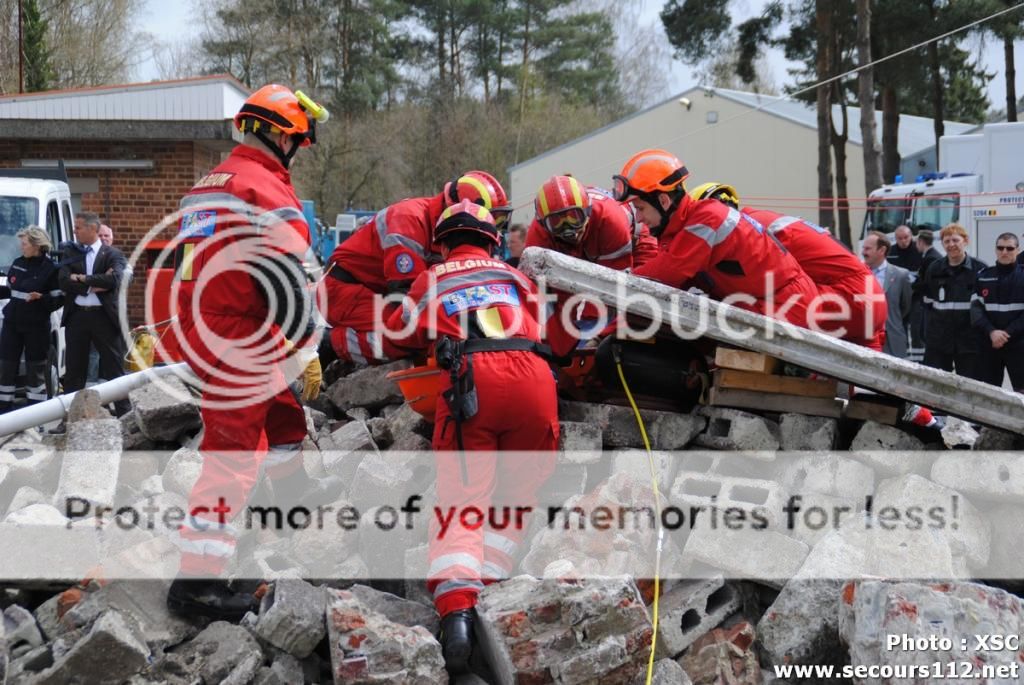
(693, 183, 940, 428)
(384, 201, 561, 674)
(612, 150, 820, 327)
(323, 172, 512, 365)
(165, 85, 342, 619)
(691, 182, 887, 351)
(526, 175, 654, 270)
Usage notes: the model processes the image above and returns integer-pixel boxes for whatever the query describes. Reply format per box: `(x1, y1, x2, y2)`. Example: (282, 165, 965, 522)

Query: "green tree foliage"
(22, 0, 55, 92)
(196, 0, 628, 210)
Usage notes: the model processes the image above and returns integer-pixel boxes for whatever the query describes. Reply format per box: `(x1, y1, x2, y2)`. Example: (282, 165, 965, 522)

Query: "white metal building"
(509, 86, 975, 234)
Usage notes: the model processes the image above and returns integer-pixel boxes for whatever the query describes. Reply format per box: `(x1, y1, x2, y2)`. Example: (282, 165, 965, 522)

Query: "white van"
(0, 163, 75, 397)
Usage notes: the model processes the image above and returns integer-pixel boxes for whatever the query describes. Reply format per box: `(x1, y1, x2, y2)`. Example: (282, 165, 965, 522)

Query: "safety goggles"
(544, 208, 587, 242)
(611, 167, 688, 203)
(492, 210, 511, 232)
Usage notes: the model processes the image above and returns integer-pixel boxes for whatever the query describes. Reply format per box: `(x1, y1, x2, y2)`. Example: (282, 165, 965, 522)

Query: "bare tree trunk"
(815, 0, 835, 229)
(881, 85, 901, 183)
(514, 2, 531, 164)
(832, 88, 852, 246)
(927, 2, 944, 165)
(856, 0, 882, 194)
(1006, 33, 1018, 122)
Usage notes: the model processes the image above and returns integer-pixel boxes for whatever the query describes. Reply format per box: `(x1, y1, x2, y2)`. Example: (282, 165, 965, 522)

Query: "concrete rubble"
(839, 580, 1023, 684)
(2, 249, 1024, 683)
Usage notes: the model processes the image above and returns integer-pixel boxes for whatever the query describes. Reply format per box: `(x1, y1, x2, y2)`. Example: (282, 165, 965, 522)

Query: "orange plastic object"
(387, 360, 442, 422)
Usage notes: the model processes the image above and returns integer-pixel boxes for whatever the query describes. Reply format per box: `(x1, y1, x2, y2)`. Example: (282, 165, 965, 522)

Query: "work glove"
(284, 340, 323, 402)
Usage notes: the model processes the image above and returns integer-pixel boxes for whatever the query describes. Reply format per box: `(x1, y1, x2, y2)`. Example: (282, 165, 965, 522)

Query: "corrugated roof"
(0, 74, 251, 121)
(711, 88, 976, 156)
(511, 86, 975, 170)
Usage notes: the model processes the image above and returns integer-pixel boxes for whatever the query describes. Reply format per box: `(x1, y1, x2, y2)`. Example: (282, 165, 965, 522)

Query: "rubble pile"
(0, 360, 1019, 684)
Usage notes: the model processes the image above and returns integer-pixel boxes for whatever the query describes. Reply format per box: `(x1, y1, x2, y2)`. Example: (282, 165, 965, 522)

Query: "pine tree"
(23, 0, 54, 92)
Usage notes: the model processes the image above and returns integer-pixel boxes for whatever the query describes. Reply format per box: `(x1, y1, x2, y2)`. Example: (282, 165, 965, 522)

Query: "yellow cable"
(615, 357, 662, 685)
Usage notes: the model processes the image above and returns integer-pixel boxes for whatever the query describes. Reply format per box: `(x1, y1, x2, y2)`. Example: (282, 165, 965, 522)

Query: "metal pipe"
(0, 363, 196, 437)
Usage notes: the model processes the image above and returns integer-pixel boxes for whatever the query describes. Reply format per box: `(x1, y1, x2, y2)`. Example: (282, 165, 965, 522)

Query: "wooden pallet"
(845, 396, 902, 425)
(712, 368, 838, 399)
(706, 386, 844, 418)
(713, 348, 782, 374)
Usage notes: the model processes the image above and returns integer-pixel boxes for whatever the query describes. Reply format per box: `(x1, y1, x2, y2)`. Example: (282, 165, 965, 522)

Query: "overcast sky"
(138, 0, 1022, 117)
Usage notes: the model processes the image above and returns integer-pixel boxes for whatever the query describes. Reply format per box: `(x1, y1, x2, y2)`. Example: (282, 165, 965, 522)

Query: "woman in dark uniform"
(0, 226, 62, 412)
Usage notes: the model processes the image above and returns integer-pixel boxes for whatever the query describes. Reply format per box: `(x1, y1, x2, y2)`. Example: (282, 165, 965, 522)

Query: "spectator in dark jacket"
(908, 228, 942, 361)
(887, 225, 923, 271)
(972, 233, 1024, 391)
(0, 226, 62, 412)
(917, 223, 987, 379)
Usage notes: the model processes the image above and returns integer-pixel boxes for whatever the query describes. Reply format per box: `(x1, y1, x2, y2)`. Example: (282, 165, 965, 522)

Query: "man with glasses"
(971, 233, 1024, 391)
(612, 149, 819, 327)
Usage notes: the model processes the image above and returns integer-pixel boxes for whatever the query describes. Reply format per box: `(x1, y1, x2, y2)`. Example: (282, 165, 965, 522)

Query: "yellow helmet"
(691, 182, 740, 209)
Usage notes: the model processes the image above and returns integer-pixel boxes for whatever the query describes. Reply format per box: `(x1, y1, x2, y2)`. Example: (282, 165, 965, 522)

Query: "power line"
(512, 0, 1024, 205)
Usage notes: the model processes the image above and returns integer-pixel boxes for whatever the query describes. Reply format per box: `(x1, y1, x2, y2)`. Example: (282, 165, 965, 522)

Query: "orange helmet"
(535, 175, 592, 245)
(235, 85, 328, 167)
(235, 85, 314, 142)
(443, 171, 511, 230)
(612, 149, 689, 203)
(433, 199, 501, 247)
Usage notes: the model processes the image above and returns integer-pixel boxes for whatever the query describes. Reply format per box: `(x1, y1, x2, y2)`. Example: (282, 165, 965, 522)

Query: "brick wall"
(0, 139, 228, 324)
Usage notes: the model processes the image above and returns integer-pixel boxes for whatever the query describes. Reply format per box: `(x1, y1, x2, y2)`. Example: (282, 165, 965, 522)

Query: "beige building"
(509, 86, 973, 236)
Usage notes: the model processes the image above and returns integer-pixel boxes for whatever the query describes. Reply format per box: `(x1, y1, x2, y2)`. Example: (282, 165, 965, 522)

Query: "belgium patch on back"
(193, 172, 234, 189)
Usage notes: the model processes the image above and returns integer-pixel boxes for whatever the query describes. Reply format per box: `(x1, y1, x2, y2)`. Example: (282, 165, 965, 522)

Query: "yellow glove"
(300, 353, 322, 402)
(283, 340, 323, 402)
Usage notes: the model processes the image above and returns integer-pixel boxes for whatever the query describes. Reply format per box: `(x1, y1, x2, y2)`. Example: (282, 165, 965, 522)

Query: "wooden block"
(706, 386, 843, 418)
(845, 398, 901, 425)
(713, 369, 837, 399)
(713, 347, 782, 375)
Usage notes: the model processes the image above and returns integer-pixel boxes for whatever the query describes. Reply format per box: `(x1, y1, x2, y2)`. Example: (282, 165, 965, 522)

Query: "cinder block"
(670, 471, 787, 527)
(873, 474, 990, 570)
(778, 453, 875, 501)
(778, 414, 838, 451)
(557, 421, 603, 465)
(681, 522, 808, 589)
(931, 452, 1024, 503)
(610, 450, 679, 495)
(559, 401, 706, 450)
(654, 576, 739, 658)
(696, 407, 780, 452)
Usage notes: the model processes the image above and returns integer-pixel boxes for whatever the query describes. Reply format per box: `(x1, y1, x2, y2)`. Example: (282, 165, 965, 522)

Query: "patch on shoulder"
(395, 252, 415, 274)
(192, 172, 235, 190)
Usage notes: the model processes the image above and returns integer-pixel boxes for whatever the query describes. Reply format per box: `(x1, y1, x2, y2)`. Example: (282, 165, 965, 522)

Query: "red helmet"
(443, 171, 511, 230)
(433, 199, 501, 247)
(535, 175, 592, 245)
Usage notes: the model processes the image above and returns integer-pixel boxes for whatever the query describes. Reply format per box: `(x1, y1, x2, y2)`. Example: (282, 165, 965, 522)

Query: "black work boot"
(272, 468, 345, 508)
(166, 577, 257, 621)
(439, 609, 475, 675)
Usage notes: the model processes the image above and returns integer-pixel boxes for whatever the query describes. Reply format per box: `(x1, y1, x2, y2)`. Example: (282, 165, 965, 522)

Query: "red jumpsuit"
(172, 145, 314, 575)
(324, 195, 445, 364)
(634, 196, 820, 327)
(525, 190, 636, 271)
(743, 209, 886, 350)
(385, 245, 558, 617)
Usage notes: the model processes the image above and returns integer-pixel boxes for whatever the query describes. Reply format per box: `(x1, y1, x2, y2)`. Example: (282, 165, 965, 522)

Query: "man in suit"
(863, 231, 912, 357)
(53, 211, 129, 430)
